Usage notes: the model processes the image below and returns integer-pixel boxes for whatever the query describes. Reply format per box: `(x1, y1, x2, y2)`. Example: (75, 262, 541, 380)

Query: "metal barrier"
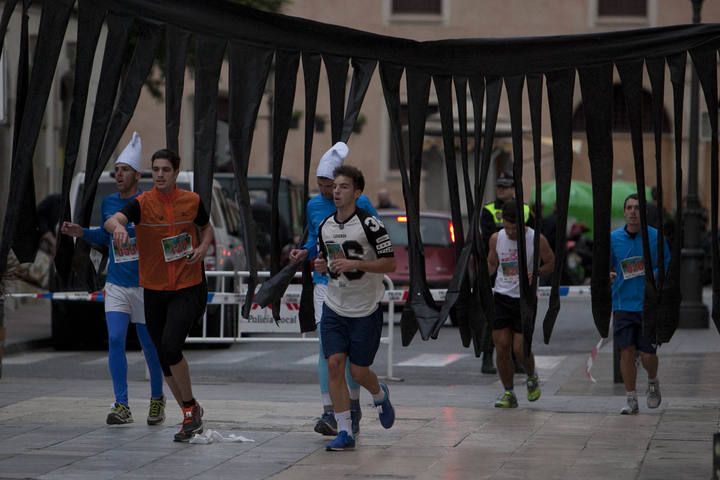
(4, 275, 595, 383)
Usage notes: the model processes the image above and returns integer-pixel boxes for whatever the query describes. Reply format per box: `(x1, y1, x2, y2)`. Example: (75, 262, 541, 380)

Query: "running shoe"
(646, 380, 661, 409)
(526, 374, 541, 402)
(174, 403, 204, 442)
(494, 390, 518, 408)
(314, 411, 338, 436)
(374, 383, 395, 429)
(106, 403, 133, 425)
(147, 396, 166, 426)
(325, 430, 355, 451)
(620, 396, 639, 415)
(350, 404, 362, 436)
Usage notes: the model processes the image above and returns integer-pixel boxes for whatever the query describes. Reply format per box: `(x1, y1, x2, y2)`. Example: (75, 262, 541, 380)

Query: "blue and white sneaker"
(326, 431, 355, 451)
(374, 383, 395, 429)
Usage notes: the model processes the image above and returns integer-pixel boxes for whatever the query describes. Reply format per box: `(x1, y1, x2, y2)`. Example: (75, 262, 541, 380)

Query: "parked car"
(215, 173, 304, 265)
(377, 209, 457, 290)
(50, 171, 246, 349)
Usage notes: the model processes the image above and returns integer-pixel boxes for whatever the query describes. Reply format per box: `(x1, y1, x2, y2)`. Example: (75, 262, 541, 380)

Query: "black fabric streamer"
(0, 0, 74, 279)
(269, 49, 300, 321)
(0, 0, 19, 56)
(690, 47, 720, 330)
(54, 0, 107, 285)
(454, 77, 474, 214)
(577, 64, 613, 339)
(542, 69, 575, 343)
(431, 74, 467, 339)
(660, 53, 687, 343)
(226, 42, 273, 318)
(11, 0, 39, 264)
(340, 58, 376, 143)
(192, 35, 227, 213)
(323, 54, 349, 143)
(76, 13, 133, 226)
(403, 68, 440, 343)
(165, 26, 191, 153)
(298, 52, 321, 333)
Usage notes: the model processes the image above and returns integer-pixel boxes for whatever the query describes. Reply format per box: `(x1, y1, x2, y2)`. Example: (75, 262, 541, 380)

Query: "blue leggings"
(317, 320, 360, 397)
(106, 311, 164, 406)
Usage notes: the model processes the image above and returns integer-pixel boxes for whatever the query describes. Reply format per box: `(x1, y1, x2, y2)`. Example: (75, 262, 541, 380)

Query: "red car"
(378, 209, 457, 290)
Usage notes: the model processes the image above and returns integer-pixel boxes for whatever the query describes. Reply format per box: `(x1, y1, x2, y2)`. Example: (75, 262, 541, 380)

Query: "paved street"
(1, 295, 719, 479)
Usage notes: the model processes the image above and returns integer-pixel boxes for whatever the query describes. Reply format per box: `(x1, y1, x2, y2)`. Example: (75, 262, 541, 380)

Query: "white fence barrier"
(4, 271, 592, 381)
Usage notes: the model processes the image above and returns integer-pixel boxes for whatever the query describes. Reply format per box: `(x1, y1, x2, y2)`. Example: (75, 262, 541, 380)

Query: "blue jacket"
(610, 225, 670, 312)
(302, 193, 376, 285)
(83, 192, 140, 288)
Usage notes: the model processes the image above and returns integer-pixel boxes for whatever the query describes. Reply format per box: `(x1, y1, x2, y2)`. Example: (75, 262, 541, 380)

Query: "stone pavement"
(1, 325, 719, 480)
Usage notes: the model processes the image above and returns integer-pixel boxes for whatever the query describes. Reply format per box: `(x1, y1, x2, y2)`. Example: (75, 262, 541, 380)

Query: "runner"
(487, 200, 554, 408)
(610, 193, 669, 415)
(104, 148, 213, 442)
(60, 132, 165, 426)
(314, 165, 396, 451)
(289, 142, 377, 437)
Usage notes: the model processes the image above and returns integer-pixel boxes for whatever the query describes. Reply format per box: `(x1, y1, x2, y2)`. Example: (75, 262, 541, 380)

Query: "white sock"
(626, 390, 637, 399)
(335, 410, 352, 437)
(322, 393, 332, 407)
(648, 377, 658, 383)
(372, 388, 385, 404)
(349, 388, 360, 401)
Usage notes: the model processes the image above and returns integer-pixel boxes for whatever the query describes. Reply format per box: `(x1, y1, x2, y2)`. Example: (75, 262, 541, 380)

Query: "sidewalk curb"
(5, 337, 53, 355)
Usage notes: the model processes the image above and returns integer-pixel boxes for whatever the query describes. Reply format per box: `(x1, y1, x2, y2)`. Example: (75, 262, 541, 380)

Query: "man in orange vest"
(105, 149, 213, 442)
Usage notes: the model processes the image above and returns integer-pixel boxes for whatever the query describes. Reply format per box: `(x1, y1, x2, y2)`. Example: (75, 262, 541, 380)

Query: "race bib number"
(620, 256, 645, 279)
(501, 260, 519, 278)
(161, 232, 193, 263)
(112, 237, 138, 264)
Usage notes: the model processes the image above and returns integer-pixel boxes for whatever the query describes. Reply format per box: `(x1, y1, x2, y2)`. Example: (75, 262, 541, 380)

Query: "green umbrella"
(535, 180, 595, 233)
(533, 180, 651, 236)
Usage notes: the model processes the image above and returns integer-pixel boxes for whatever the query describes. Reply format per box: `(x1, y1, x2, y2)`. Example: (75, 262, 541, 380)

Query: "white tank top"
(494, 227, 535, 298)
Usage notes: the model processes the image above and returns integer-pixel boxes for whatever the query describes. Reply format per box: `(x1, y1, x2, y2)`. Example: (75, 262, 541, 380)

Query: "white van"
(51, 171, 246, 349)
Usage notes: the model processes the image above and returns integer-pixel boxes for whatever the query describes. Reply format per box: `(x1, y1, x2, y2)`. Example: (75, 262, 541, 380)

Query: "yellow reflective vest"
(484, 201, 530, 227)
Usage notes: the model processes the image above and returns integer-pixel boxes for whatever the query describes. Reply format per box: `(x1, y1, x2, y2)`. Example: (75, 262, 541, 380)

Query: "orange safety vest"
(135, 187, 204, 291)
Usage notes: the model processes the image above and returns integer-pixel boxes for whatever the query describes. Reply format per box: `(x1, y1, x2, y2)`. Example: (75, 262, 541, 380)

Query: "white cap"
(115, 132, 142, 172)
(316, 141, 349, 179)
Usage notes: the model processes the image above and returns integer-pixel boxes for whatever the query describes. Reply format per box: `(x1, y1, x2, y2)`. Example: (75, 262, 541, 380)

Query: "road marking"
(81, 352, 146, 366)
(534, 355, 566, 371)
(3, 352, 75, 365)
(295, 355, 317, 365)
(397, 353, 469, 367)
(192, 351, 269, 365)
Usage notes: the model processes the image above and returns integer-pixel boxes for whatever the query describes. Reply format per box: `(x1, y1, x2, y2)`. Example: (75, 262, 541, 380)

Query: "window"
(386, 0, 446, 24)
(392, 0, 442, 15)
(598, 0, 646, 17)
(571, 85, 670, 134)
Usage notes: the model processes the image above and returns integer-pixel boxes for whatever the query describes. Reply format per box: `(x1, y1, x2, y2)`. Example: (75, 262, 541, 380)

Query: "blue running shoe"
(374, 383, 395, 429)
(314, 411, 337, 436)
(326, 431, 355, 451)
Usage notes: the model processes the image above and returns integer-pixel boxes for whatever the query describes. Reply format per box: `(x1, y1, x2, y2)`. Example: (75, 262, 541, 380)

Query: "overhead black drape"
(323, 54, 349, 144)
(164, 26, 190, 153)
(340, 58, 376, 143)
(193, 35, 227, 213)
(10, 0, 39, 264)
(227, 43, 273, 318)
(0, 0, 74, 279)
(54, 0, 107, 285)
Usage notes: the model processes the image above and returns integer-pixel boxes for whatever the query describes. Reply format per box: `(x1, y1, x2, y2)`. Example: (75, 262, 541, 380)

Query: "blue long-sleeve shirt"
(302, 193, 376, 285)
(610, 225, 670, 312)
(83, 192, 140, 288)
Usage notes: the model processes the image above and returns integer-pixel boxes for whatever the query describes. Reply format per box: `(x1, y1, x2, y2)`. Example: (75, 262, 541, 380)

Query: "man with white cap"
(289, 142, 377, 437)
(61, 132, 166, 426)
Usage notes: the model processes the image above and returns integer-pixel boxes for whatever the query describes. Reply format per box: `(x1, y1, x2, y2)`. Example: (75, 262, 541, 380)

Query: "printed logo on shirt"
(501, 260, 519, 278)
(620, 256, 645, 279)
(364, 216, 383, 232)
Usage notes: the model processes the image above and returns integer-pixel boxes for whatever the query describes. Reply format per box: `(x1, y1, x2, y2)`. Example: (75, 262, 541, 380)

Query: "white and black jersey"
(318, 207, 394, 317)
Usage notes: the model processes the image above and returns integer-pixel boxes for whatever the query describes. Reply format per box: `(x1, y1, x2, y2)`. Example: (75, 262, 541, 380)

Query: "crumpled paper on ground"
(189, 429, 255, 444)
